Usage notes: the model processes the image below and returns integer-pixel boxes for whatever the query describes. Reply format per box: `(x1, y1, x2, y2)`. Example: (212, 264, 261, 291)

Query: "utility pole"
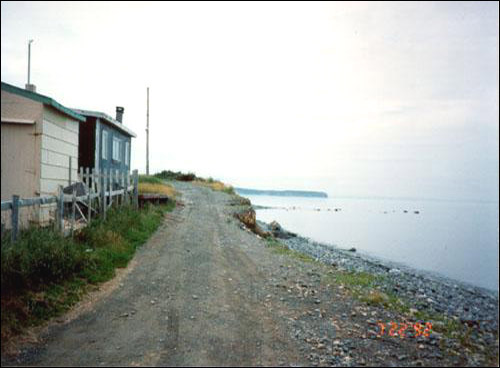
(146, 87, 150, 176)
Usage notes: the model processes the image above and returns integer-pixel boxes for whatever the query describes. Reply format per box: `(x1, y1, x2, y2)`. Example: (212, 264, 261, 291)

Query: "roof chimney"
(116, 106, 124, 123)
(25, 84, 36, 93)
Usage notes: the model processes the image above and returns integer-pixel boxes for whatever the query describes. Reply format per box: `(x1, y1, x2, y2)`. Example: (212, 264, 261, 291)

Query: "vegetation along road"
(3, 182, 498, 366)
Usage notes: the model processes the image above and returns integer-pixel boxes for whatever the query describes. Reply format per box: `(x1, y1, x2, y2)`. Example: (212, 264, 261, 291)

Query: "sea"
(239, 193, 499, 292)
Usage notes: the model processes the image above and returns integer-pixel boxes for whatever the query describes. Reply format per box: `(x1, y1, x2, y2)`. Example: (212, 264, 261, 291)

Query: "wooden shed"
(73, 108, 136, 174)
(1, 81, 85, 226)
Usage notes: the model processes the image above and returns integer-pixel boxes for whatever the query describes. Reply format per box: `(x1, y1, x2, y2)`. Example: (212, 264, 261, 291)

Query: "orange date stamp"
(376, 322, 433, 338)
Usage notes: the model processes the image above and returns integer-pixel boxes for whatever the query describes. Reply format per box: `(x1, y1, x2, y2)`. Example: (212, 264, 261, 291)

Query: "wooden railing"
(1, 168, 139, 242)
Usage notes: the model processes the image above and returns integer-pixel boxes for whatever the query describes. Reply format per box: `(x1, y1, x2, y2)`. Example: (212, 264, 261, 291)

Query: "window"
(113, 136, 121, 162)
(125, 141, 130, 166)
(101, 130, 108, 159)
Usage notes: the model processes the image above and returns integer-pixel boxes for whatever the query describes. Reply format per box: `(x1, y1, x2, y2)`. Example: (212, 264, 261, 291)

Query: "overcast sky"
(2, 1, 499, 201)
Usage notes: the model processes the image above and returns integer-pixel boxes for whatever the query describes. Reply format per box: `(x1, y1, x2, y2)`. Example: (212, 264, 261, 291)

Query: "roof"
(1, 81, 86, 122)
(72, 108, 137, 138)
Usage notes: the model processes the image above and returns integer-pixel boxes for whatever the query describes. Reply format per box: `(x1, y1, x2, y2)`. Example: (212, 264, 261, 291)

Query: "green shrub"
(1, 227, 89, 294)
(154, 170, 199, 182)
(154, 170, 180, 180)
(138, 175, 164, 185)
(1, 202, 173, 344)
(223, 185, 236, 195)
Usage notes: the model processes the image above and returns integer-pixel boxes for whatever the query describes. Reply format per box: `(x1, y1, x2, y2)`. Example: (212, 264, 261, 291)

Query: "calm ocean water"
(241, 194, 499, 291)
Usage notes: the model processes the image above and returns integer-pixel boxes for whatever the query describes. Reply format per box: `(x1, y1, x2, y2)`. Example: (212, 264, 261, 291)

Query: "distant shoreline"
(235, 187, 328, 198)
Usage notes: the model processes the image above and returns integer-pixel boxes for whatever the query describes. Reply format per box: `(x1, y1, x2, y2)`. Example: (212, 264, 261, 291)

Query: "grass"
(138, 183, 177, 197)
(333, 271, 380, 289)
(265, 237, 315, 263)
(193, 179, 235, 195)
(138, 175, 164, 185)
(1, 202, 174, 346)
(153, 170, 235, 194)
(138, 175, 178, 198)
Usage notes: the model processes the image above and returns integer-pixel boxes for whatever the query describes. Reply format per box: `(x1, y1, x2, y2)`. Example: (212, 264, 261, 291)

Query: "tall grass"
(152, 170, 235, 195)
(193, 180, 235, 195)
(138, 183, 177, 197)
(138, 175, 178, 197)
(1, 202, 174, 345)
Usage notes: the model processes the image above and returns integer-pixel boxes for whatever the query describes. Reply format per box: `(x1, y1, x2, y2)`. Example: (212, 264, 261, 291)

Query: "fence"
(1, 168, 139, 242)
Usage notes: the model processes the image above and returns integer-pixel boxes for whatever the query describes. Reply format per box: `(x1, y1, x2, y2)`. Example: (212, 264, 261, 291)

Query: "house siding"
(40, 106, 80, 197)
(1, 123, 39, 199)
(37, 106, 80, 224)
(1, 89, 43, 123)
(1, 91, 43, 200)
(1, 90, 44, 227)
(98, 120, 131, 173)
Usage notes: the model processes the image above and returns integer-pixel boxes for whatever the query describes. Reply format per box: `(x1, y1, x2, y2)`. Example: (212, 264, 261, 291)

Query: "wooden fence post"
(11, 195, 19, 242)
(125, 171, 130, 205)
(119, 169, 123, 206)
(113, 169, 117, 206)
(115, 169, 119, 206)
(133, 169, 139, 209)
(108, 168, 112, 209)
(71, 186, 76, 237)
(93, 168, 98, 196)
(121, 170, 125, 206)
(58, 185, 64, 233)
(86, 167, 91, 223)
(101, 171, 106, 219)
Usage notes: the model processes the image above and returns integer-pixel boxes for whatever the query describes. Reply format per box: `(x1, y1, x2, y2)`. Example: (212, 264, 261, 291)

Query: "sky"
(2, 1, 499, 201)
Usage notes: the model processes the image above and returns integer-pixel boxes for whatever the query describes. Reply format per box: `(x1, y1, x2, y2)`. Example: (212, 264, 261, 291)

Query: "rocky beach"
(254, 216, 499, 365)
(258, 219, 499, 325)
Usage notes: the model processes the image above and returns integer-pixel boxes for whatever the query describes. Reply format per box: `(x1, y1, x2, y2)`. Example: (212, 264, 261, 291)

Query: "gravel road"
(3, 182, 498, 366)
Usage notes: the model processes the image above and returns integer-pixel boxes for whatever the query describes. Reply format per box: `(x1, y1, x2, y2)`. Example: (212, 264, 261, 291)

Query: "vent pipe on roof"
(25, 39, 36, 93)
(116, 106, 124, 123)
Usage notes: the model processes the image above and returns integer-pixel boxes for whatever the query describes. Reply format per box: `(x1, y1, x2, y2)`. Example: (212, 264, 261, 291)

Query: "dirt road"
(4, 182, 494, 366)
(5, 183, 309, 366)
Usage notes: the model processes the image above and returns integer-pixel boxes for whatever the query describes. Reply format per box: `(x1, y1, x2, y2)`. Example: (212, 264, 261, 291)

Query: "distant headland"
(235, 187, 328, 198)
